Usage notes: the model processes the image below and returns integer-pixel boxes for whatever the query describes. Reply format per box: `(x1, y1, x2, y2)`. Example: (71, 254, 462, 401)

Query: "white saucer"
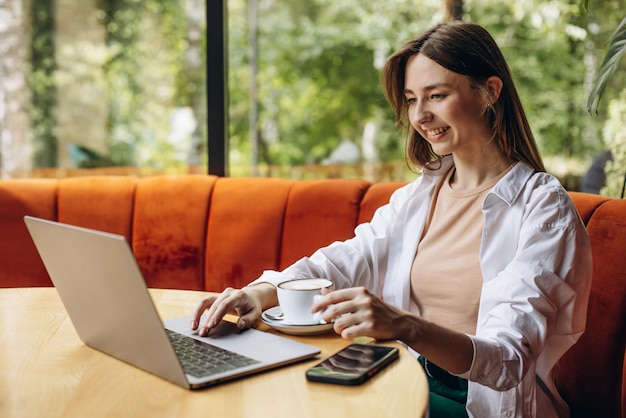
(261, 306, 334, 336)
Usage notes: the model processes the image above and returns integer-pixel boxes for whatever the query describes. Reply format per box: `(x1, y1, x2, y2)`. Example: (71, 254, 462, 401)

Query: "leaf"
(587, 16, 626, 114)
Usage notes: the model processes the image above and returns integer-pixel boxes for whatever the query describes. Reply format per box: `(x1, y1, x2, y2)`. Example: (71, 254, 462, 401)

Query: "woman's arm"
(313, 286, 474, 375)
(467, 180, 592, 389)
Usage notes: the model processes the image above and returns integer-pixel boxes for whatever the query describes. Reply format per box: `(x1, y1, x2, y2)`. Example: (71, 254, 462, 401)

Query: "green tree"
(30, 0, 57, 168)
(228, 0, 624, 179)
(228, 0, 443, 173)
(97, 0, 195, 169)
(466, 0, 615, 159)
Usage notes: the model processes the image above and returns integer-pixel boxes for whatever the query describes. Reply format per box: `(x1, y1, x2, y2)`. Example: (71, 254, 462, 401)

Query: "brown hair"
(381, 21, 545, 171)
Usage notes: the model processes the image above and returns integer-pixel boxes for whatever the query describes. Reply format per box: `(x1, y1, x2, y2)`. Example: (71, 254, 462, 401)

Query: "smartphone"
(305, 343, 399, 386)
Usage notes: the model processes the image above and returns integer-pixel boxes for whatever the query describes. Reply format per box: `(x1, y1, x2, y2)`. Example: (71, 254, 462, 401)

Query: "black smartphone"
(305, 343, 399, 386)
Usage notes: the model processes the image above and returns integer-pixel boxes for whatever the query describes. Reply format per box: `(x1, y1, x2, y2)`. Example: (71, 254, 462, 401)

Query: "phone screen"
(305, 343, 399, 385)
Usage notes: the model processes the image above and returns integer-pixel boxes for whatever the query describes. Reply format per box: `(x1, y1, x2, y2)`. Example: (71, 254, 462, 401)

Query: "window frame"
(206, 0, 228, 176)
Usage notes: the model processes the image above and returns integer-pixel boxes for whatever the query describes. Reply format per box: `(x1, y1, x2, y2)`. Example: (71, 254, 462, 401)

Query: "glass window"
(1, 0, 425, 181)
(3, 0, 208, 178)
(1, 0, 618, 189)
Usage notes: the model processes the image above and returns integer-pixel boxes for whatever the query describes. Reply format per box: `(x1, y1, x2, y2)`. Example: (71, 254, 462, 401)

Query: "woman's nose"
(410, 102, 432, 126)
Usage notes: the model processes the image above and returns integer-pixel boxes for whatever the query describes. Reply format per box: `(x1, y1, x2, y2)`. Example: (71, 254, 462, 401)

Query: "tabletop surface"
(0, 287, 428, 418)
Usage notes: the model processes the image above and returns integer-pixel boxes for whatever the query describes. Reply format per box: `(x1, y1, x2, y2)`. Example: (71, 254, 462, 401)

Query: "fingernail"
(190, 320, 197, 329)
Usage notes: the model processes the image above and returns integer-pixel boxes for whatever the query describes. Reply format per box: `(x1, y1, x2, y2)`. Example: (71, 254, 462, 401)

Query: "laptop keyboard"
(166, 329, 260, 378)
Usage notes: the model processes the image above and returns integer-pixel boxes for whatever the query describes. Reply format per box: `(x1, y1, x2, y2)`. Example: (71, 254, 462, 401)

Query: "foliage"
(227, 0, 444, 170)
(97, 0, 191, 168)
(30, 0, 57, 167)
(97, 0, 144, 166)
(601, 89, 626, 197)
(581, 1, 626, 196)
(466, 0, 618, 158)
(227, 0, 624, 173)
(586, 16, 626, 114)
(21, 0, 626, 183)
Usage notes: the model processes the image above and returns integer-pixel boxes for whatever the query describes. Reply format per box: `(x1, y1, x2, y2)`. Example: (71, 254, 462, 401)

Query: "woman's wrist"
(246, 282, 278, 310)
(400, 314, 474, 375)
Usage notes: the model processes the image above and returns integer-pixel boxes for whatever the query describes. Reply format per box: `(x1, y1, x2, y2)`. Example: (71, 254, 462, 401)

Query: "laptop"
(24, 216, 321, 389)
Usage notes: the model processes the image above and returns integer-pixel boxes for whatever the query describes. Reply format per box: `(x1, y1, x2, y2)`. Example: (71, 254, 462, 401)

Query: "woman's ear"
(485, 76, 503, 105)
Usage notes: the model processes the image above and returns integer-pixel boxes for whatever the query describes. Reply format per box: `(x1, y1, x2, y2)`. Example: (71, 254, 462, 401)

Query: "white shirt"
(255, 155, 592, 418)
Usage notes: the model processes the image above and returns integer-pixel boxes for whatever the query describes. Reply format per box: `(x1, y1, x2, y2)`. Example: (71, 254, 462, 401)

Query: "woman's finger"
(190, 295, 218, 330)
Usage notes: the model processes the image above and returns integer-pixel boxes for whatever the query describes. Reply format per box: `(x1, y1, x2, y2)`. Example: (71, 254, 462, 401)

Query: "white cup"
(276, 278, 334, 325)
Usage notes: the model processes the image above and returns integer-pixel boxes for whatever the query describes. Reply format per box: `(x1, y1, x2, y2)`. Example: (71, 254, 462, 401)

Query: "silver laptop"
(24, 216, 320, 389)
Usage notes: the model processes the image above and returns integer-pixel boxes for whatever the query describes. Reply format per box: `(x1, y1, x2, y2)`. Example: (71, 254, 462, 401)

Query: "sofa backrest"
(0, 176, 401, 291)
(556, 193, 626, 418)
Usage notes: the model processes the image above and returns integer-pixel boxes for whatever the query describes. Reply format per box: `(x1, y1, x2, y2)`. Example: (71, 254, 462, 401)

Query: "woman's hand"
(312, 287, 410, 341)
(314, 287, 474, 375)
(190, 283, 277, 336)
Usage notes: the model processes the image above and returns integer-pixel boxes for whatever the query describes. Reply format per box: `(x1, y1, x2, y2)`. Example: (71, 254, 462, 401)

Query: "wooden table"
(0, 287, 428, 418)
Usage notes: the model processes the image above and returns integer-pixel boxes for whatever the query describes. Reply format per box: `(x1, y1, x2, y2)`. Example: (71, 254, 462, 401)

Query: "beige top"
(410, 165, 511, 335)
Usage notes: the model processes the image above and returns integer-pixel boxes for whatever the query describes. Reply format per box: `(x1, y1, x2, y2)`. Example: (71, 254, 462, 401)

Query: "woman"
(191, 22, 592, 418)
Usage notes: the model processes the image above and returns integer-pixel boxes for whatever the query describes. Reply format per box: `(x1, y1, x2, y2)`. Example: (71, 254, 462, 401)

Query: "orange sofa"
(0, 175, 624, 418)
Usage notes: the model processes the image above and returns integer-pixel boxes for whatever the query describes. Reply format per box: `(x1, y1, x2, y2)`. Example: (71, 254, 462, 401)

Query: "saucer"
(260, 306, 334, 336)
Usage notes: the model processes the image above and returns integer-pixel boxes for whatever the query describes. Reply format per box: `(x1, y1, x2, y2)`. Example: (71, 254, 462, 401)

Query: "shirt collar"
(421, 155, 537, 207)
(489, 162, 536, 206)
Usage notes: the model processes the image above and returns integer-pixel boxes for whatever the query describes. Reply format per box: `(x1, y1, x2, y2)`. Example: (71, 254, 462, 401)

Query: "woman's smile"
(425, 126, 450, 139)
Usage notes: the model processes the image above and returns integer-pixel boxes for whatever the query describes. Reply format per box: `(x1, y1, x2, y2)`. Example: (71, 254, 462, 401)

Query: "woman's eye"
(430, 94, 445, 101)
(405, 97, 416, 105)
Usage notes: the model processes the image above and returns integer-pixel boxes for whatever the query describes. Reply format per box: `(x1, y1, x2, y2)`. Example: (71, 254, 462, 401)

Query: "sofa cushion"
(58, 176, 137, 239)
(0, 179, 57, 287)
(280, 179, 370, 269)
(568, 191, 610, 225)
(132, 175, 218, 290)
(205, 177, 294, 291)
(358, 181, 406, 224)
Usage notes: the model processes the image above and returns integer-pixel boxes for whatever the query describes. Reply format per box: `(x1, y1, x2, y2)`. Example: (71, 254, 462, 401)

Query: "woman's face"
(403, 53, 491, 159)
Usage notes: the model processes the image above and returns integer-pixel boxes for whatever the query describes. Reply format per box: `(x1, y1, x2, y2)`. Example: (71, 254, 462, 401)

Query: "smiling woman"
(190, 21, 593, 418)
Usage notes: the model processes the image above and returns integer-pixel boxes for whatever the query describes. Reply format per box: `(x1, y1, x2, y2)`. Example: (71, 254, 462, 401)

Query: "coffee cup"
(276, 278, 334, 325)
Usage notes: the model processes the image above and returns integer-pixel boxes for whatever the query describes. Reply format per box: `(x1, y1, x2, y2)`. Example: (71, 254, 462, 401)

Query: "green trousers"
(418, 356, 469, 418)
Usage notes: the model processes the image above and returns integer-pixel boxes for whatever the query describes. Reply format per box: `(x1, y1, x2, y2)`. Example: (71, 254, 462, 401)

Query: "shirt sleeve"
(466, 181, 592, 390)
(252, 180, 420, 292)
